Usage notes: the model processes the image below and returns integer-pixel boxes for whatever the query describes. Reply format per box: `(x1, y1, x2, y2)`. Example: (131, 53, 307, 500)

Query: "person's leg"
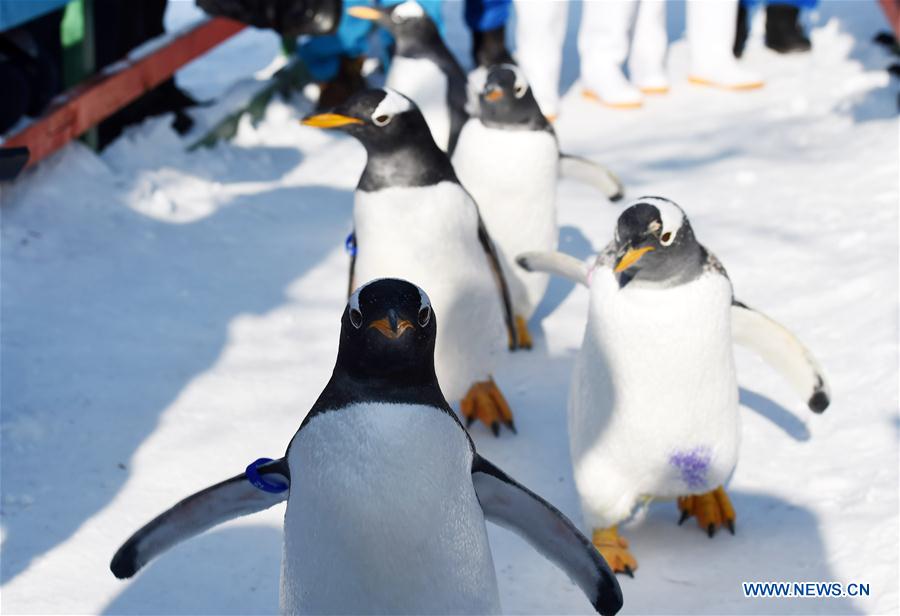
(765, 0, 815, 53)
(579, 0, 642, 108)
(629, 0, 669, 94)
(513, 0, 567, 118)
(688, 0, 763, 89)
(466, 0, 513, 66)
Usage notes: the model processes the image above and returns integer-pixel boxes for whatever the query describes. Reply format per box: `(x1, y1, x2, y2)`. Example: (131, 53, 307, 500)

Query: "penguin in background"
(517, 196, 830, 575)
(347, 0, 468, 153)
(110, 279, 624, 616)
(302, 88, 519, 435)
(453, 64, 625, 348)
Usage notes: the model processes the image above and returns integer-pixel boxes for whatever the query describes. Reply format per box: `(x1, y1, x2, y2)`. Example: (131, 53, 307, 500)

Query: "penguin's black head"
(302, 88, 433, 153)
(612, 197, 704, 286)
(337, 278, 437, 380)
(475, 64, 551, 132)
(346, 1, 438, 47)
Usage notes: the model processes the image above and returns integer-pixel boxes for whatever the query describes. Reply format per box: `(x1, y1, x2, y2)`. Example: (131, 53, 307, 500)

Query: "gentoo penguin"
(302, 88, 519, 435)
(517, 196, 830, 574)
(347, 0, 467, 153)
(110, 279, 624, 616)
(453, 64, 625, 347)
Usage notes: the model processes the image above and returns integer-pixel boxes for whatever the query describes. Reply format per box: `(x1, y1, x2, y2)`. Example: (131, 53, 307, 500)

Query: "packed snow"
(1, 1, 897, 614)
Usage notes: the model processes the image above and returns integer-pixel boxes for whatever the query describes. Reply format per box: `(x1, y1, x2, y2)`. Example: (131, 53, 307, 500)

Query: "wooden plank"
(2, 17, 245, 169)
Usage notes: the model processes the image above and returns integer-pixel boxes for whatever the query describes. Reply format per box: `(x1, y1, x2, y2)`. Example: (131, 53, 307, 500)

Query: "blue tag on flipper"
(246, 457, 289, 493)
(345, 232, 357, 257)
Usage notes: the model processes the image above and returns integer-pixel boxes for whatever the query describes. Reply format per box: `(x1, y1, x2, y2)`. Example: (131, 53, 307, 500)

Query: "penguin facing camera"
(454, 63, 624, 348)
(517, 196, 831, 575)
(347, 0, 468, 153)
(110, 278, 624, 616)
(301, 88, 519, 435)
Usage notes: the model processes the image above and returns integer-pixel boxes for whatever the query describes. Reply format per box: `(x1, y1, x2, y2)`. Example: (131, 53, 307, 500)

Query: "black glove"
(197, 0, 343, 36)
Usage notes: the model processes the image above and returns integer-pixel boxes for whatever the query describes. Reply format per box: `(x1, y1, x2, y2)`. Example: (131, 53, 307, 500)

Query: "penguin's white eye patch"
(418, 306, 431, 327)
(660, 231, 675, 246)
(349, 308, 363, 329)
(514, 84, 526, 98)
(373, 114, 391, 126)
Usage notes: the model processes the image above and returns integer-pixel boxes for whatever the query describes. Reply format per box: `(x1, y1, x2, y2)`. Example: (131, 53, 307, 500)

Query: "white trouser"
(687, 0, 762, 86)
(513, 0, 568, 116)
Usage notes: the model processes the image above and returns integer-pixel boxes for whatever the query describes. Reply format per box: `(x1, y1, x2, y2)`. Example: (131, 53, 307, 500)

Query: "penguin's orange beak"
(301, 114, 363, 128)
(369, 317, 414, 339)
(614, 246, 654, 273)
(484, 89, 504, 102)
(347, 6, 383, 20)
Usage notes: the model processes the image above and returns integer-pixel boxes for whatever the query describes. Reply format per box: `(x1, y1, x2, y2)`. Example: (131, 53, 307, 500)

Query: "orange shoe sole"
(688, 75, 765, 90)
(582, 89, 643, 109)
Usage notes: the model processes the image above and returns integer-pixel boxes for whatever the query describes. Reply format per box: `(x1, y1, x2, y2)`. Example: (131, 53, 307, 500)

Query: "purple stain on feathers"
(670, 447, 712, 489)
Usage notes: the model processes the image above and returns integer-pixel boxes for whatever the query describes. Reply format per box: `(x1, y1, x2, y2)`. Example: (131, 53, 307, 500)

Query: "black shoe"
(765, 4, 811, 54)
(734, 3, 750, 58)
(472, 26, 514, 68)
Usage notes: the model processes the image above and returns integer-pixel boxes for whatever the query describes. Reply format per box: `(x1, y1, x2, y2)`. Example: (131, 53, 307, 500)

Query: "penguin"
(302, 88, 518, 435)
(110, 278, 624, 616)
(453, 64, 625, 348)
(347, 0, 468, 153)
(516, 196, 830, 575)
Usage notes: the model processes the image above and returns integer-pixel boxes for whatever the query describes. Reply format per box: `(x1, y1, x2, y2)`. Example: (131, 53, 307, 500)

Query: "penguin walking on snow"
(302, 88, 519, 435)
(348, 0, 467, 153)
(517, 196, 831, 575)
(453, 64, 625, 348)
(110, 279, 624, 616)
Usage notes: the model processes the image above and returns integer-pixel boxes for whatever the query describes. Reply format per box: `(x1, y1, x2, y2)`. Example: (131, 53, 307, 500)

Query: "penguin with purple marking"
(517, 196, 830, 575)
(110, 278, 624, 615)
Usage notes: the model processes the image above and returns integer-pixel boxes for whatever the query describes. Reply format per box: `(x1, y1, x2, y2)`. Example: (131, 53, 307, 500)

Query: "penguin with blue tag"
(347, 0, 467, 153)
(302, 87, 520, 435)
(110, 278, 624, 616)
(517, 196, 830, 575)
(453, 64, 625, 347)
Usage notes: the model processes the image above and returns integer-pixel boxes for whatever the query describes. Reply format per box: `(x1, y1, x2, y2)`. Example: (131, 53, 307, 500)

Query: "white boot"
(629, 0, 669, 94)
(514, 0, 569, 118)
(687, 0, 763, 89)
(579, 0, 643, 108)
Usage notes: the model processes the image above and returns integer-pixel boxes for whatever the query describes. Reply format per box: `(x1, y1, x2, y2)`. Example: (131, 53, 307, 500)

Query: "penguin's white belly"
(282, 403, 500, 615)
(353, 183, 504, 400)
(569, 269, 739, 527)
(453, 121, 559, 319)
(387, 57, 451, 151)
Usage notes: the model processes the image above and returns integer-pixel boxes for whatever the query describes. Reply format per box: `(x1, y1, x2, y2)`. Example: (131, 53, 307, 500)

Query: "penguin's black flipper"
(731, 300, 831, 413)
(110, 458, 289, 579)
(471, 455, 623, 616)
(476, 215, 519, 349)
(558, 154, 625, 202)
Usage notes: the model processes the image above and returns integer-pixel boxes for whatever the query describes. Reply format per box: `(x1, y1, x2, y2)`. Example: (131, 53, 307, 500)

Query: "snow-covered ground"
(1, 1, 898, 614)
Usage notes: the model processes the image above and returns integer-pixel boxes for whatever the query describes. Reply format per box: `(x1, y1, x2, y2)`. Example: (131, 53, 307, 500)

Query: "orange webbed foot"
(460, 378, 515, 436)
(592, 526, 637, 577)
(677, 486, 736, 537)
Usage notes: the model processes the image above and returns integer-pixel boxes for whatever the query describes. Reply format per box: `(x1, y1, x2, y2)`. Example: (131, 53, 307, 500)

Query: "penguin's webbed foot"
(461, 378, 515, 436)
(592, 527, 637, 576)
(677, 486, 736, 538)
(512, 315, 533, 351)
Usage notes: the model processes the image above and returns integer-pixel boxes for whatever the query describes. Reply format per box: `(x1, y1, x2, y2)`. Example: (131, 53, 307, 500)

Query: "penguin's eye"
(660, 231, 675, 246)
(418, 306, 431, 327)
(349, 308, 363, 329)
(514, 85, 526, 98)
(373, 114, 392, 127)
